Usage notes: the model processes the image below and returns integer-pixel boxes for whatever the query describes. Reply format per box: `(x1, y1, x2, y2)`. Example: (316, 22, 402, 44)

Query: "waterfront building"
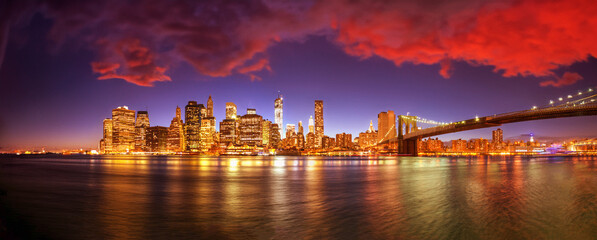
(167, 106, 185, 152)
(185, 101, 201, 152)
(134, 111, 150, 152)
(314, 100, 324, 147)
(358, 120, 378, 149)
(220, 119, 238, 146)
(297, 132, 305, 149)
(492, 128, 503, 143)
(112, 106, 136, 152)
(200, 117, 216, 152)
(269, 123, 281, 148)
(100, 118, 113, 153)
(419, 138, 444, 152)
(377, 111, 396, 143)
(275, 94, 283, 137)
(226, 102, 237, 119)
(451, 139, 468, 152)
(262, 119, 271, 146)
(146, 126, 168, 152)
(239, 108, 263, 146)
(322, 136, 335, 149)
(336, 133, 353, 149)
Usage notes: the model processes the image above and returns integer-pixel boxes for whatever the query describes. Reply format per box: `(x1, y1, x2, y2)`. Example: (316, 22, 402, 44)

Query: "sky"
(0, 0, 596, 151)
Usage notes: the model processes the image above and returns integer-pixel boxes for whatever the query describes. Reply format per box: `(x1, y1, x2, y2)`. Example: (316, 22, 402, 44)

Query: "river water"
(1, 155, 596, 239)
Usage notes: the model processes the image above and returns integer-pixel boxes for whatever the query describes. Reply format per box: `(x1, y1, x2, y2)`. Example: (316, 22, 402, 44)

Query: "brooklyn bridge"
(378, 89, 597, 155)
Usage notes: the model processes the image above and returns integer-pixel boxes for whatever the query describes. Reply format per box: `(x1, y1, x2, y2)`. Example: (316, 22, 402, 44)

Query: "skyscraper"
(298, 121, 304, 135)
(100, 118, 113, 153)
(377, 111, 396, 143)
(308, 116, 314, 133)
(239, 108, 263, 146)
(185, 101, 201, 152)
(134, 110, 150, 152)
(225, 102, 237, 119)
(207, 95, 213, 117)
(314, 100, 324, 147)
(146, 126, 168, 152)
(262, 119, 271, 146)
(492, 128, 503, 143)
(269, 123, 281, 148)
(167, 106, 185, 152)
(112, 106, 136, 152)
(286, 124, 296, 139)
(274, 94, 283, 138)
(200, 117, 215, 152)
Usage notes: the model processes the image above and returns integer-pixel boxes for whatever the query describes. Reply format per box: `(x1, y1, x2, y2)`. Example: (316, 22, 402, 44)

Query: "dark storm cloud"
(1, 0, 596, 87)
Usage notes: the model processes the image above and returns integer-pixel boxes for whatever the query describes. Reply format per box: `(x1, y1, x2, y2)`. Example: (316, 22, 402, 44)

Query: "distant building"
(298, 121, 304, 135)
(220, 119, 238, 146)
(146, 126, 168, 152)
(306, 132, 316, 149)
(308, 115, 314, 133)
(112, 106, 136, 152)
(167, 106, 185, 152)
(358, 120, 378, 149)
(185, 101, 201, 152)
(322, 136, 335, 149)
(451, 139, 467, 152)
(336, 133, 353, 149)
(226, 102, 237, 119)
(134, 111, 150, 152)
(286, 124, 296, 139)
(207, 95, 214, 118)
(200, 117, 216, 152)
(239, 109, 263, 146)
(100, 118, 113, 153)
(492, 128, 503, 144)
(377, 111, 396, 143)
(262, 119, 272, 146)
(314, 100, 324, 147)
(275, 94, 283, 137)
(269, 123, 281, 148)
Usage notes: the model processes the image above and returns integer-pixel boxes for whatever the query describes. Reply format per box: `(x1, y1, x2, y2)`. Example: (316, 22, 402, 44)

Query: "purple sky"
(0, 0, 596, 150)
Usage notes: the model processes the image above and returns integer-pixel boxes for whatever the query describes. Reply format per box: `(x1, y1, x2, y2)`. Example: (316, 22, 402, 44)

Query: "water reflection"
(1, 155, 597, 239)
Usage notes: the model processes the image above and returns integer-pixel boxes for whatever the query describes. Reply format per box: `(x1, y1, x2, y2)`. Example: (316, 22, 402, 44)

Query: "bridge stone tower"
(398, 115, 419, 155)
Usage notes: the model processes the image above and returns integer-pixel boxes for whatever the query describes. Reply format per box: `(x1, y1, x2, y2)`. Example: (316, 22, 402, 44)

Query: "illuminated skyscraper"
(239, 108, 263, 146)
(185, 101, 201, 152)
(298, 121, 304, 135)
(207, 95, 213, 117)
(112, 106, 136, 152)
(146, 126, 168, 152)
(314, 100, 324, 147)
(274, 94, 283, 137)
(226, 102, 237, 119)
(200, 117, 216, 152)
(269, 123, 281, 148)
(167, 106, 185, 152)
(336, 133, 353, 149)
(492, 128, 503, 144)
(220, 119, 237, 146)
(199, 104, 207, 118)
(308, 116, 314, 133)
(134, 110, 150, 152)
(377, 111, 396, 143)
(100, 118, 113, 153)
(262, 119, 271, 146)
(286, 124, 296, 139)
(358, 121, 378, 149)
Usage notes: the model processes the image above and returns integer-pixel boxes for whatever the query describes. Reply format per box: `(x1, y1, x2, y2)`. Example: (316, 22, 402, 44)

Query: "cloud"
(539, 72, 583, 87)
(1, 0, 596, 86)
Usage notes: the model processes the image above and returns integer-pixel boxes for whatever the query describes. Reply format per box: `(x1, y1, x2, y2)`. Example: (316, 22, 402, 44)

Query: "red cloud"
(1, 0, 596, 87)
(540, 72, 583, 87)
(91, 38, 171, 87)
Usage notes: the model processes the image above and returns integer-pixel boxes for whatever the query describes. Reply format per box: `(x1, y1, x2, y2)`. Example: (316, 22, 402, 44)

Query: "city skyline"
(1, 1, 597, 151)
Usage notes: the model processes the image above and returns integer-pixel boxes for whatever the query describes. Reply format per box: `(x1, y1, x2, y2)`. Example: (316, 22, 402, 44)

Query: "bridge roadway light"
(559, 97, 563, 101)
(568, 95, 573, 98)
(589, 88, 593, 92)
(549, 100, 554, 104)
